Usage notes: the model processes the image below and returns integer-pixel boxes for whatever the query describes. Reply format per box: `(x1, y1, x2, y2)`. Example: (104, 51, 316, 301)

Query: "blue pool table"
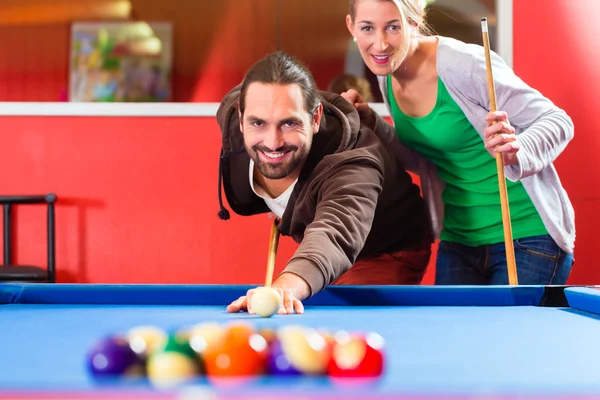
(1, 283, 600, 400)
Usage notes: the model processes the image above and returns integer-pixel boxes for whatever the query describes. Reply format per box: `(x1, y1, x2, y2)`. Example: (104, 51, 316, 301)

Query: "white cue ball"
(250, 287, 282, 317)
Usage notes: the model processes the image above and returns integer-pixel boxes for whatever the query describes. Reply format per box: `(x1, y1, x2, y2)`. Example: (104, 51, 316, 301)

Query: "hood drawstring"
(217, 147, 246, 220)
(217, 149, 230, 220)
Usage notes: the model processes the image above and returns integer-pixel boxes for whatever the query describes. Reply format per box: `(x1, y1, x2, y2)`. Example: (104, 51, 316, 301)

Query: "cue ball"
(250, 287, 281, 317)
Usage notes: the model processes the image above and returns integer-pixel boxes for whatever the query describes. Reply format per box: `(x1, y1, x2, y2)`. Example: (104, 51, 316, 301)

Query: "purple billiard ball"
(87, 336, 143, 377)
(266, 339, 302, 376)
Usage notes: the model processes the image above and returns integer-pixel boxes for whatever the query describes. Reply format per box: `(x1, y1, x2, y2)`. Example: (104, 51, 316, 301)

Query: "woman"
(342, 0, 575, 284)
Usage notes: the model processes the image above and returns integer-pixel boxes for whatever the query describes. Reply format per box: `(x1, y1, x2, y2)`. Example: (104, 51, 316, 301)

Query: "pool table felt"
(1, 284, 600, 398)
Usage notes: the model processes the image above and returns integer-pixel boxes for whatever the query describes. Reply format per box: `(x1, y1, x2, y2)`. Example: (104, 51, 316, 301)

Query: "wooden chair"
(0, 194, 57, 283)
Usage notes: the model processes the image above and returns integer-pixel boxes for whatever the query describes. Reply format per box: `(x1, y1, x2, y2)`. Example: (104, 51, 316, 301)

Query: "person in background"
(341, 0, 575, 285)
(328, 73, 374, 102)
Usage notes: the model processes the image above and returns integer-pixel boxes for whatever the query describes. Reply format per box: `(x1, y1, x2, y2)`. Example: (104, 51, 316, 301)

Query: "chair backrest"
(0, 194, 57, 283)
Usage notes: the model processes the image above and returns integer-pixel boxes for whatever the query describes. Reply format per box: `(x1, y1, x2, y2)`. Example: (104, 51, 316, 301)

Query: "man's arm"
(226, 157, 384, 315)
(283, 158, 384, 297)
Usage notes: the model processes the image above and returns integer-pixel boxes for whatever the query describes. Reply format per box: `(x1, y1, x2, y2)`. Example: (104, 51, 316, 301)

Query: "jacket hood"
(215, 84, 363, 220)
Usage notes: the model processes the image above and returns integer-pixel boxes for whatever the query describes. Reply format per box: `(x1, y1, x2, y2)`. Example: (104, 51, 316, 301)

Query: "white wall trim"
(0, 102, 220, 117)
(496, 0, 513, 68)
(0, 102, 391, 117)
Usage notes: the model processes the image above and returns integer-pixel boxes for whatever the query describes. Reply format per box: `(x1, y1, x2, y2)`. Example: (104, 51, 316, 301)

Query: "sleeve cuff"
(505, 162, 523, 182)
(282, 258, 326, 298)
(504, 140, 528, 182)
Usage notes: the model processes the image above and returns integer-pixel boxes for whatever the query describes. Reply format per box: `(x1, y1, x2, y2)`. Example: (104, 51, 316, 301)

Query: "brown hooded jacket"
(216, 85, 430, 296)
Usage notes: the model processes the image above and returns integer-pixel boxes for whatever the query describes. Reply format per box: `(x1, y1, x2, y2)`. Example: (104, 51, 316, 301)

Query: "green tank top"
(387, 75, 547, 246)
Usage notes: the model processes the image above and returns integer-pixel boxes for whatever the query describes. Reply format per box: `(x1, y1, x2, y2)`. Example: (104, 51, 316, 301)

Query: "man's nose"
(262, 128, 285, 150)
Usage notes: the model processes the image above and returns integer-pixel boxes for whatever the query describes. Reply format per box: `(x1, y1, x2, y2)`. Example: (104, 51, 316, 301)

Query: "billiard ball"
(276, 325, 331, 375)
(327, 331, 384, 377)
(259, 328, 277, 345)
(223, 321, 255, 339)
(186, 322, 226, 356)
(266, 339, 302, 375)
(126, 325, 167, 357)
(203, 328, 268, 376)
(87, 336, 144, 377)
(146, 334, 202, 387)
(250, 287, 281, 317)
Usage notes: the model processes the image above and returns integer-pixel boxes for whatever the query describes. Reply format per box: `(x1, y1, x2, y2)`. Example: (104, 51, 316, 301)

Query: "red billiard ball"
(327, 331, 384, 377)
(87, 336, 144, 377)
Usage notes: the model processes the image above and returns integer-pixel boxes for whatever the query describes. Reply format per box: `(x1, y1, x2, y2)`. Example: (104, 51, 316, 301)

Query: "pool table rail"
(2, 284, 598, 310)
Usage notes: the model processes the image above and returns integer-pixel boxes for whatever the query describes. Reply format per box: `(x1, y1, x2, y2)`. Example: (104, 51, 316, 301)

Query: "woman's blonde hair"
(349, 0, 431, 69)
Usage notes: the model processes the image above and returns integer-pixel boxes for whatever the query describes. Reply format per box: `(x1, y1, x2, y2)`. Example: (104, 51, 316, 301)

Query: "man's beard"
(248, 144, 306, 180)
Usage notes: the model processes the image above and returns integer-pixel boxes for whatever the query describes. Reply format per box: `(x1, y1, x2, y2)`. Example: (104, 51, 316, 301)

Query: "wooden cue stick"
(481, 17, 518, 285)
(265, 218, 280, 287)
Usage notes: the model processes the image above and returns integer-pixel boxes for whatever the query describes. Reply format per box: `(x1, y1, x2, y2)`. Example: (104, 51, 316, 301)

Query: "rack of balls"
(87, 322, 385, 386)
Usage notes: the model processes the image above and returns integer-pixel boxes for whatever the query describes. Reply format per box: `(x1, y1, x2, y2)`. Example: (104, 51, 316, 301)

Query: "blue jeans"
(435, 235, 574, 285)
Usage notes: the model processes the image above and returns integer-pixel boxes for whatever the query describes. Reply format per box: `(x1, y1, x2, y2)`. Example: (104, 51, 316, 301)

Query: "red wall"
(0, 117, 290, 283)
(0, 25, 70, 101)
(513, 0, 600, 284)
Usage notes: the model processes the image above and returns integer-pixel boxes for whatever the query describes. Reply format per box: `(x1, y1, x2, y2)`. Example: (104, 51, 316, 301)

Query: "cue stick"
(481, 17, 518, 285)
(265, 218, 280, 287)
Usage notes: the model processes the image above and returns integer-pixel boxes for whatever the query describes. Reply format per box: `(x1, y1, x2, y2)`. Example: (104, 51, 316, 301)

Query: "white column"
(496, 0, 514, 68)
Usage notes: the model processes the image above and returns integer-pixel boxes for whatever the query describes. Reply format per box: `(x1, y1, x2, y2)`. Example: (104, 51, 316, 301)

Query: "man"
(216, 51, 431, 314)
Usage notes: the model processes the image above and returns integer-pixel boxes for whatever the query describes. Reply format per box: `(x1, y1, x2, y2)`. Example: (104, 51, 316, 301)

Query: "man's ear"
(312, 103, 323, 134)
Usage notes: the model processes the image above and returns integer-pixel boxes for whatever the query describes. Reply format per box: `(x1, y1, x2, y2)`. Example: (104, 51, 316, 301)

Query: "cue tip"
(481, 17, 488, 32)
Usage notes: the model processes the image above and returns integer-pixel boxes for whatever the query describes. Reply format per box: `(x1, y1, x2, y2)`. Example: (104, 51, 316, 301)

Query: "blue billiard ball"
(87, 336, 144, 377)
(266, 339, 302, 376)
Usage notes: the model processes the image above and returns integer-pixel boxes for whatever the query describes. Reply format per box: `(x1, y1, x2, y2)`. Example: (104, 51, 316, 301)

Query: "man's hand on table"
(226, 272, 311, 315)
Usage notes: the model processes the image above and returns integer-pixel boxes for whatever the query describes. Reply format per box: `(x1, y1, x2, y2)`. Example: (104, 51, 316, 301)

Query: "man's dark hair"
(239, 51, 321, 117)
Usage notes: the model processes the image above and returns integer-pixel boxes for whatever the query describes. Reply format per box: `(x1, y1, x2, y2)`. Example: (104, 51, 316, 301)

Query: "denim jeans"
(435, 235, 574, 285)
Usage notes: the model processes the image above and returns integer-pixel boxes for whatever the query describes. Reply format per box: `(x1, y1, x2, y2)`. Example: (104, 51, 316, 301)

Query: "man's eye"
(252, 121, 264, 127)
(283, 122, 297, 128)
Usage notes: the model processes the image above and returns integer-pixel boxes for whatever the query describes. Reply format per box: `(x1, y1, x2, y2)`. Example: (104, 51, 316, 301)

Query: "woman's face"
(347, 0, 407, 76)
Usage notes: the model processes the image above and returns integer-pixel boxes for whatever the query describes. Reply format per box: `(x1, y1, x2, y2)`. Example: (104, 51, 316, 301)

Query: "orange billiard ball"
(203, 327, 268, 377)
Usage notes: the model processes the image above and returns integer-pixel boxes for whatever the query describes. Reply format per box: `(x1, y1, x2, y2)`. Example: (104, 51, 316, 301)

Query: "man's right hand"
(226, 286, 305, 315)
(340, 89, 376, 129)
